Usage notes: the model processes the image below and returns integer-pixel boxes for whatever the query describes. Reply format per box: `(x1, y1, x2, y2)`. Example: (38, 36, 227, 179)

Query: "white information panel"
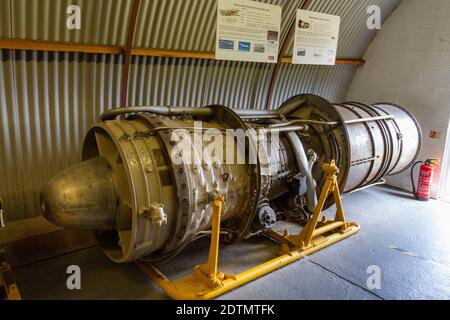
(292, 10, 340, 65)
(216, 0, 281, 63)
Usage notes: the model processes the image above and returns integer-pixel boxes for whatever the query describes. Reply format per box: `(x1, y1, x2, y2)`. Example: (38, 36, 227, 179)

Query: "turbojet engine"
(40, 94, 421, 263)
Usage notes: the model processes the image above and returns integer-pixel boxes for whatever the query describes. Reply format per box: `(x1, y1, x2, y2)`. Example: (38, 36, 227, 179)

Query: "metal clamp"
(151, 204, 167, 226)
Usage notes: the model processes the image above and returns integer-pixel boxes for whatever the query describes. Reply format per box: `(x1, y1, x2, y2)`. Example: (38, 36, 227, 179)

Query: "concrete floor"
(13, 186, 450, 300)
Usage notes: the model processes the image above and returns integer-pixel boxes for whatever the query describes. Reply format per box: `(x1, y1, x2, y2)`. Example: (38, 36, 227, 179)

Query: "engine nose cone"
(40, 157, 118, 230)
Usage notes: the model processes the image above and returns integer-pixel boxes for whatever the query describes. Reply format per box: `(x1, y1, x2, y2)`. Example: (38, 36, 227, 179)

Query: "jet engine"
(40, 94, 421, 263)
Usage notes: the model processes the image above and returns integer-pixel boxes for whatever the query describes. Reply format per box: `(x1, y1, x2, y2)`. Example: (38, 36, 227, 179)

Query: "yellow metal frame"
(0, 251, 22, 300)
(136, 160, 360, 300)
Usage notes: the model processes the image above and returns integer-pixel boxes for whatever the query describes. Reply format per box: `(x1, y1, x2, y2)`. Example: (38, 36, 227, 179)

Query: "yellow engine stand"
(136, 160, 360, 300)
(0, 250, 22, 300)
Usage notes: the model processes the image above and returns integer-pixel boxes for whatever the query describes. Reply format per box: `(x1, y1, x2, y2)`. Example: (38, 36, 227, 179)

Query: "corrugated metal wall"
(132, 0, 303, 51)
(0, 0, 400, 221)
(127, 57, 275, 109)
(10, 0, 132, 45)
(270, 64, 359, 107)
(0, 0, 12, 38)
(0, 50, 123, 220)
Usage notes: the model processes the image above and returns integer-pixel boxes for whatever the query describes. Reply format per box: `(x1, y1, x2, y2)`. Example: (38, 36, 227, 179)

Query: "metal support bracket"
(136, 161, 360, 300)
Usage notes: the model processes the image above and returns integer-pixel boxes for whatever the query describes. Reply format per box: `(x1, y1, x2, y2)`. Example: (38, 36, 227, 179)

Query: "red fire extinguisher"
(411, 159, 440, 201)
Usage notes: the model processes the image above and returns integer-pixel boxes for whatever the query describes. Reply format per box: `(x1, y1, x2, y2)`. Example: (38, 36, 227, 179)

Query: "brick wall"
(346, 0, 450, 198)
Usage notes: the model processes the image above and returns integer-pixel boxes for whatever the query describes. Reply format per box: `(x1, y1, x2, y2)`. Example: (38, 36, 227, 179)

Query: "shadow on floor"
(12, 186, 450, 300)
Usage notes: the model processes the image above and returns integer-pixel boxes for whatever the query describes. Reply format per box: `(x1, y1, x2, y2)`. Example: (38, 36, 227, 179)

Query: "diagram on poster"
(293, 10, 340, 65)
(216, 0, 281, 63)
